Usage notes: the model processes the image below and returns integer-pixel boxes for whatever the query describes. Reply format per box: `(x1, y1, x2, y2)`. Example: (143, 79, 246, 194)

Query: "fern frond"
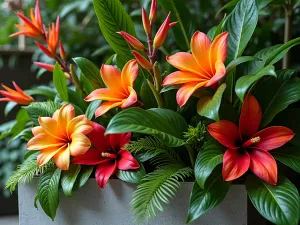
(5, 153, 55, 193)
(131, 164, 193, 224)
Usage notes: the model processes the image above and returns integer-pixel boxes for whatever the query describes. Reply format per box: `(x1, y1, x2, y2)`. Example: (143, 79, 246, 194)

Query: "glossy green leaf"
(255, 70, 300, 127)
(246, 175, 300, 225)
(195, 140, 224, 189)
(116, 163, 146, 184)
(186, 173, 230, 224)
(53, 63, 68, 102)
(4, 102, 17, 117)
(37, 168, 61, 220)
(226, 56, 261, 73)
(106, 108, 187, 147)
(73, 57, 105, 89)
(93, 0, 136, 61)
(223, 0, 258, 62)
(160, 84, 181, 93)
(216, 0, 239, 17)
(25, 86, 57, 100)
(140, 82, 158, 109)
(197, 84, 226, 121)
(73, 166, 94, 191)
(207, 15, 227, 41)
(61, 164, 81, 197)
(273, 147, 300, 173)
(85, 100, 102, 120)
(236, 65, 276, 101)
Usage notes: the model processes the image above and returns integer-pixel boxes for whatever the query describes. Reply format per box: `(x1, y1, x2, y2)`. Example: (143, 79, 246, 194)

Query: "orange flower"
(162, 31, 229, 107)
(85, 60, 139, 118)
(0, 82, 34, 105)
(27, 104, 93, 170)
(10, 0, 44, 38)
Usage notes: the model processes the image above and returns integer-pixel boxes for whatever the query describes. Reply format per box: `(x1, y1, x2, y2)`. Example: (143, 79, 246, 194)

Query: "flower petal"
(117, 150, 140, 170)
(176, 81, 208, 107)
(109, 133, 131, 152)
(32, 126, 45, 136)
(166, 52, 209, 78)
(95, 101, 123, 118)
(209, 32, 229, 71)
(121, 60, 138, 92)
(37, 146, 64, 167)
(162, 71, 206, 86)
(88, 122, 110, 151)
(72, 148, 103, 165)
(120, 86, 137, 108)
(249, 149, 277, 185)
(252, 126, 295, 151)
(207, 121, 240, 149)
(84, 88, 126, 102)
(95, 160, 117, 188)
(204, 61, 226, 87)
(38, 117, 65, 140)
(27, 133, 64, 150)
(55, 104, 75, 137)
(53, 146, 70, 170)
(239, 95, 262, 139)
(69, 133, 91, 156)
(67, 115, 93, 137)
(223, 149, 250, 181)
(100, 64, 123, 91)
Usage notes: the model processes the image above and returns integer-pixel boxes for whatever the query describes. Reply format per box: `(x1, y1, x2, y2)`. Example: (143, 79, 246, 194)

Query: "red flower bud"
(142, 8, 151, 34)
(132, 51, 152, 70)
(34, 62, 55, 72)
(153, 13, 171, 49)
(169, 22, 178, 28)
(149, 0, 157, 23)
(59, 41, 67, 61)
(117, 31, 144, 51)
(35, 41, 54, 58)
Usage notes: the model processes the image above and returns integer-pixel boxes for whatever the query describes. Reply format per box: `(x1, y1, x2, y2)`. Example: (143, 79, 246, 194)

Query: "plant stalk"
(283, 0, 294, 69)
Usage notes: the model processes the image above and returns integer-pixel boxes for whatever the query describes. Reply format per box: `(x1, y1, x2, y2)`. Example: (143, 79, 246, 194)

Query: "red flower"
(207, 95, 294, 185)
(72, 122, 140, 188)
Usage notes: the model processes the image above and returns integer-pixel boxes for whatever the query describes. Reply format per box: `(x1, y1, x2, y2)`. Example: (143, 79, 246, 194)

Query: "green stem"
(185, 144, 195, 168)
(283, 0, 294, 69)
(147, 80, 165, 108)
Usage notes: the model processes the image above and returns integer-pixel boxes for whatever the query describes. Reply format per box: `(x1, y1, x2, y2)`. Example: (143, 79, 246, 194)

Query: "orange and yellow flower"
(85, 60, 139, 118)
(162, 31, 229, 107)
(10, 0, 44, 38)
(0, 82, 34, 105)
(27, 104, 93, 170)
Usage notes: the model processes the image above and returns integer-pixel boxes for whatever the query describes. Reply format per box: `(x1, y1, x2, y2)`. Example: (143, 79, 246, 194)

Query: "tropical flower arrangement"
(2, 0, 300, 224)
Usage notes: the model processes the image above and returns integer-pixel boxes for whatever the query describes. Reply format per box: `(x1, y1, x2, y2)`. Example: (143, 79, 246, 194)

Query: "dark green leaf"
(53, 63, 68, 102)
(226, 56, 261, 73)
(160, 84, 181, 93)
(207, 15, 227, 40)
(116, 163, 146, 184)
(85, 100, 102, 120)
(246, 175, 300, 225)
(140, 81, 158, 109)
(73, 166, 94, 191)
(273, 147, 300, 173)
(25, 86, 57, 100)
(61, 164, 81, 197)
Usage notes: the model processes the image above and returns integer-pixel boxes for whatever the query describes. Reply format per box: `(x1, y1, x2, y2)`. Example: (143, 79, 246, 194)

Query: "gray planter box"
(19, 179, 247, 225)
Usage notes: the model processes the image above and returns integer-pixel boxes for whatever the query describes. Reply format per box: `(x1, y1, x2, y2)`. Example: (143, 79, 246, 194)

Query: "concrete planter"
(19, 179, 248, 225)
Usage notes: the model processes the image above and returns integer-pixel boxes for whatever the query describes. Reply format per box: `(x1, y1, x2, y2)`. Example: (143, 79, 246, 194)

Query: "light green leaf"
(73, 166, 94, 191)
(61, 164, 81, 197)
(4, 102, 17, 117)
(116, 163, 146, 184)
(25, 86, 57, 100)
(53, 63, 68, 102)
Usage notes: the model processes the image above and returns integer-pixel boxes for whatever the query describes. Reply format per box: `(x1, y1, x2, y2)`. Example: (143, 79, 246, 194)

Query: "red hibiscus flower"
(72, 122, 140, 188)
(207, 95, 294, 185)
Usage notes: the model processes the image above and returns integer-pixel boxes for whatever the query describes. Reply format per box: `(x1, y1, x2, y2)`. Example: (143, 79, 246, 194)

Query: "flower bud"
(169, 22, 178, 28)
(153, 13, 171, 49)
(132, 51, 152, 70)
(34, 62, 55, 72)
(142, 8, 151, 34)
(59, 41, 67, 61)
(149, 0, 157, 23)
(117, 31, 144, 51)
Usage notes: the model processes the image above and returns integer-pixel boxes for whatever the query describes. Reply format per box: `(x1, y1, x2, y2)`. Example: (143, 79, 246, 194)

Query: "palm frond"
(5, 153, 55, 193)
(131, 164, 193, 224)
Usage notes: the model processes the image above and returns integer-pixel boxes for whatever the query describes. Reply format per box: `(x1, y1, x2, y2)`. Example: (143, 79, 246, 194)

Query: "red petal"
(109, 133, 131, 152)
(35, 41, 54, 58)
(95, 160, 117, 188)
(88, 122, 110, 151)
(207, 121, 240, 149)
(249, 149, 277, 185)
(222, 149, 250, 181)
(117, 150, 140, 170)
(252, 126, 295, 151)
(72, 148, 103, 165)
(239, 95, 262, 139)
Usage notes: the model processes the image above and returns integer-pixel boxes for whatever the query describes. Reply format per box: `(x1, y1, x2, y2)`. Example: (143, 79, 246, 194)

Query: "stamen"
(101, 152, 117, 159)
(250, 136, 261, 144)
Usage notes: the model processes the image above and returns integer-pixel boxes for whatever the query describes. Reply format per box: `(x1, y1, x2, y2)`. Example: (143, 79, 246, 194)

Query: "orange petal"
(67, 115, 93, 136)
(27, 133, 64, 150)
(95, 101, 123, 118)
(69, 133, 91, 156)
(53, 145, 70, 170)
(176, 81, 208, 107)
(190, 31, 212, 76)
(100, 65, 123, 91)
(38, 117, 65, 140)
(121, 60, 138, 92)
(32, 126, 45, 136)
(162, 71, 206, 86)
(209, 32, 229, 72)
(56, 104, 75, 136)
(120, 86, 138, 108)
(37, 145, 65, 167)
(84, 88, 126, 102)
(205, 61, 226, 87)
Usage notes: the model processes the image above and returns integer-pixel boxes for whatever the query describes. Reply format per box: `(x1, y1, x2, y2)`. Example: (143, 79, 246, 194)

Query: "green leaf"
(216, 0, 239, 17)
(140, 82, 158, 109)
(226, 56, 262, 73)
(73, 166, 94, 191)
(73, 57, 105, 89)
(186, 173, 230, 224)
(157, 0, 195, 50)
(106, 108, 187, 147)
(197, 84, 226, 121)
(223, 0, 258, 62)
(255, 70, 300, 127)
(116, 163, 146, 184)
(195, 140, 224, 189)
(25, 86, 57, 100)
(93, 0, 136, 61)
(53, 63, 68, 102)
(4, 102, 17, 116)
(26, 102, 61, 126)
(273, 147, 300, 173)
(61, 164, 81, 197)
(207, 16, 227, 40)
(85, 100, 102, 120)
(246, 175, 300, 225)
(160, 84, 181, 93)
(236, 65, 276, 101)
(37, 168, 62, 220)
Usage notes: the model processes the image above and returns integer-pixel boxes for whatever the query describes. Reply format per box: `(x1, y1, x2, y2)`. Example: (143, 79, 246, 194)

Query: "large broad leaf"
(37, 168, 61, 220)
(194, 140, 224, 189)
(73, 57, 105, 89)
(157, 0, 195, 50)
(246, 175, 300, 225)
(186, 172, 230, 224)
(255, 70, 300, 127)
(53, 63, 68, 102)
(73, 166, 94, 191)
(223, 0, 258, 62)
(61, 164, 81, 197)
(93, 0, 136, 61)
(106, 107, 187, 147)
(235, 65, 276, 101)
(273, 147, 300, 173)
(116, 163, 146, 184)
(197, 84, 226, 121)
(25, 86, 57, 100)
(225, 56, 261, 73)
